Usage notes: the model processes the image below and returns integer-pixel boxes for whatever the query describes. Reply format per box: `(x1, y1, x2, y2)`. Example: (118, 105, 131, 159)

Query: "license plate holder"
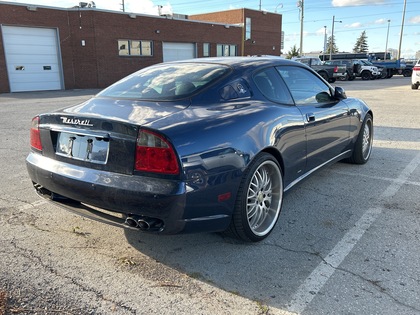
(56, 132, 109, 164)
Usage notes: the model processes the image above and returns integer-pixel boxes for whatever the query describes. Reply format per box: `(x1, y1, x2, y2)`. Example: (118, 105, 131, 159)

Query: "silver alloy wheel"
(362, 119, 372, 160)
(246, 160, 283, 236)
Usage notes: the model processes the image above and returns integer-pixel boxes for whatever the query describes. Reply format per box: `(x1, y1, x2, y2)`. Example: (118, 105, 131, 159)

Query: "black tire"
(348, 75, 356, 81)
(328, 78, 336, 83)
(361, 71, 371, 80)
(349, 114, 373, 164)
(226, 153, 283, 242)
(339, 73, 349, 81)
(319, 72, 329, 81)
(403, 69, 412, 77)
(412, 84, 419, 90)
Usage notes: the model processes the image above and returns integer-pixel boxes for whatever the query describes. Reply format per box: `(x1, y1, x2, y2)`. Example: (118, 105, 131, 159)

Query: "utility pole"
(329, 16, 342, 61)
(385, 20, 390, 60)
(323, 26, 327, 56)
(298, 0, 304, 56)
(121, 0, 125, 12)
(397, 0, 407, 60)
(329, 16, 335, 61)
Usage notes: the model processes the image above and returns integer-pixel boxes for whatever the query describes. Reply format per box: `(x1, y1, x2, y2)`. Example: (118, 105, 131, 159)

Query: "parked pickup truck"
(324, 59, 357, 81)
(293, 57, 347, 83)
(368, 57, 406, 78)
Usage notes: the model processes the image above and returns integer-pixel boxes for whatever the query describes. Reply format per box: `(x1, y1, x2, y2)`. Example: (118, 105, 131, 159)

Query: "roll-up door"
(162, 42, 196, 62)
(2, 26, 63, 92)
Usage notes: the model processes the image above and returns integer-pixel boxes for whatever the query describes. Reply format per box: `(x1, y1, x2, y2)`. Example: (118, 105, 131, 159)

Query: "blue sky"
(1, 0, 419, 59)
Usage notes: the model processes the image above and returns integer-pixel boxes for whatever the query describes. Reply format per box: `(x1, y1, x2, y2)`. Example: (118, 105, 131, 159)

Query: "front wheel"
(226, 153, 283, 242)
(349, 114, 373, 164)
(361, 71, 371, 80)
(411, 83, 419, 90)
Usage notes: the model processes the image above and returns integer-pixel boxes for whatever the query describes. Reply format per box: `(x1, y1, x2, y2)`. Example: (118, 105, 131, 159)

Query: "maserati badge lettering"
(60, 117, 93, 127)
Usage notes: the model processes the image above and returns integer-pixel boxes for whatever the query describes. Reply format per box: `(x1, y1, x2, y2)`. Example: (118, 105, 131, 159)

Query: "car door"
(276, 65, 350, 172)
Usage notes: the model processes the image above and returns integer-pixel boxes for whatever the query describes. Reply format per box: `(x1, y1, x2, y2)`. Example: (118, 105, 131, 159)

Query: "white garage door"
(2, 26, 63, 92)
(162, 42, 196, 62)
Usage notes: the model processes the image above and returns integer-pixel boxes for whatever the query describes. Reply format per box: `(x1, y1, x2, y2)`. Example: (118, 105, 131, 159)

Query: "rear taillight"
(135, 129, 179, 175)
(413, 66, 420, 71)
(334, 66, 339, 73)
(30, 116, 42, 151)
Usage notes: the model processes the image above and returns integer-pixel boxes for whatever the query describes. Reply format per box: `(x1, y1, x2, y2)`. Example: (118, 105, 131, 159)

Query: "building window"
(217, 44, 237, 57)
(203, 43, 210, 57)
(141, 41, 152, 56)
(130, 41, 141, 55)
(245, 17, 251, 40)
(118, 40, 153, 56)
(118, 40, 129, 56)
(230, 45, 237, 56)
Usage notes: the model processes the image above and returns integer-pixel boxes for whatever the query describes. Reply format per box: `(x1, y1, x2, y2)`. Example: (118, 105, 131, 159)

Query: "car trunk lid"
(35, 97, 188, 175)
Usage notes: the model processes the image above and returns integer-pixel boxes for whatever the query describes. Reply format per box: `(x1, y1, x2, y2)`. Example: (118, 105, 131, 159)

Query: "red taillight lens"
(413, 66, 420, 71)
(135, 130, 179, 175)
(334, 66, 339, 73)
(30, 116, 42, 151)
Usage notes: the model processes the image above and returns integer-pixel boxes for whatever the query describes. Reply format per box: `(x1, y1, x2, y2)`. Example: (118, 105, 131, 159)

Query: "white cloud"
(345, 22, 363, 28)
(316, 27, 329, 36)
(409, 15, 420, 24)
(117, 0, 164, 15)
(0, 0, 167, 14)
(375, 18, 389, 24)
(332, 0, 385, 7)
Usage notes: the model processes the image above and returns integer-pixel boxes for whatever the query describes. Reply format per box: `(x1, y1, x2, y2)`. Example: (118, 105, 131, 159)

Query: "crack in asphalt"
(334, 265, 420, 313)
(8, 238, 138, 314)
(267, 241, 420, 313)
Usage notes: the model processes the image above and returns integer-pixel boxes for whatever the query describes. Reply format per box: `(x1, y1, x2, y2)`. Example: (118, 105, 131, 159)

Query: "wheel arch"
(260, 147, 285, 178)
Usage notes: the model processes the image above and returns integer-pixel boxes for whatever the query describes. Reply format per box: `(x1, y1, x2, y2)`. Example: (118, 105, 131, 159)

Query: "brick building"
(0, 2, 282, 93)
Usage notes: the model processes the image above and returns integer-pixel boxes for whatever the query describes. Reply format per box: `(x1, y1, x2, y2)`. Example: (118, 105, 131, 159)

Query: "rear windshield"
(98, 63, 230, 100)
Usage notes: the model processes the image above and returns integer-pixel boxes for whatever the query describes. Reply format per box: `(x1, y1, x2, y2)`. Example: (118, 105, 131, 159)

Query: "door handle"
(306, 113, 315, 122)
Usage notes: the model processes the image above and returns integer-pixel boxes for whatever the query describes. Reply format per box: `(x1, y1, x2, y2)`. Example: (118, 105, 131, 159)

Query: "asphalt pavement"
(0, 76, 419, 315)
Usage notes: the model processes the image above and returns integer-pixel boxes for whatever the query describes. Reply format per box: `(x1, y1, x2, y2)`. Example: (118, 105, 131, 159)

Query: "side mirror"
(334, 86, 347, 100)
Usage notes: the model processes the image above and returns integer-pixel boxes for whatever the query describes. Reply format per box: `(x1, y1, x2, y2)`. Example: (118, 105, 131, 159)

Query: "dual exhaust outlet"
(125, 215, 163, 232)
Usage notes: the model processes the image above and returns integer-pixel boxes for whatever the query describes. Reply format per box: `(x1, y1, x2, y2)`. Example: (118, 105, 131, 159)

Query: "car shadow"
(122, 145, 419, 311)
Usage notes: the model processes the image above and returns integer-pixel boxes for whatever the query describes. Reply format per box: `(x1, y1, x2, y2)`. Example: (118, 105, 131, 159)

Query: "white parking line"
(287, 151, 420, 314)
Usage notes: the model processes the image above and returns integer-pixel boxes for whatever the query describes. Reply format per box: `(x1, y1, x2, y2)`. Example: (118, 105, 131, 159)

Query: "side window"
(276, 66, 334, 105)
(253, 68, 294, 105)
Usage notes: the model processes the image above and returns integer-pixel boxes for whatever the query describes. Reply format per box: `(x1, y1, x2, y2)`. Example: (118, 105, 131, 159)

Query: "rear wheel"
(403, 69, 412, 77)
(226, 153, 283, 242)
(339, 73, 349, 81)
(319, 72, 329, 81)
(411, 83, 419, 90)
(349, 114, 373, 164)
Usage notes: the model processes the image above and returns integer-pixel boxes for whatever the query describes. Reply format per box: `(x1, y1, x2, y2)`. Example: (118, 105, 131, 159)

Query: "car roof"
(163, 56, 301, 71)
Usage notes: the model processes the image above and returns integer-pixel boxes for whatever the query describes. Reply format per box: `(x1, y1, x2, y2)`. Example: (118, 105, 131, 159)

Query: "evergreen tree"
(325, 35, 339, 54)
(353, 31, 369, 53)
(286, 45, 300, 59)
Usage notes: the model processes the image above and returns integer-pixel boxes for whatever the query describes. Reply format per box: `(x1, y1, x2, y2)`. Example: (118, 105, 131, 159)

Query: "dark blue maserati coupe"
(26, 56, 373, 242)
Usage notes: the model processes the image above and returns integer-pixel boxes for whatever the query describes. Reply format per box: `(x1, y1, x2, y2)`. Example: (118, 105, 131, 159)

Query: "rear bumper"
(26, 152, 231, 234)
(412, 72, 420, 85)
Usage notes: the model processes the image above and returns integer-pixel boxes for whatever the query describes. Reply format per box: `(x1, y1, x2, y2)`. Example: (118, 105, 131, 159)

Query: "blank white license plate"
(56, 132, 109, 164)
